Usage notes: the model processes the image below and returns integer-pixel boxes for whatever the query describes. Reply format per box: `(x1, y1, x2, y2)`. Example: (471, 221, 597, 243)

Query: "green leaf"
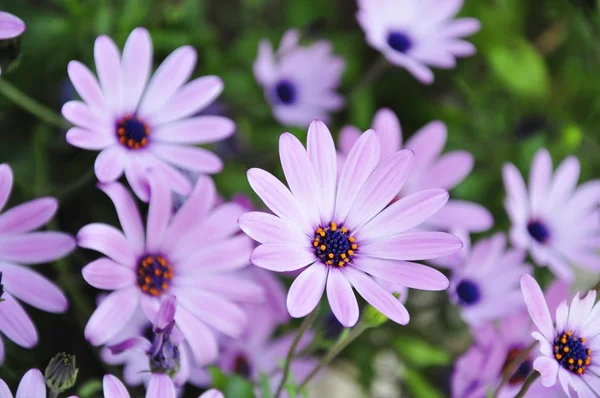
(259, 373, 273, 398)
(393, 337, 451, 368)
(403, 368, 443, 398)
(208, 366, 228, 391)
(349, 87, 375, 129)
(76, 379, 102, 398)
(224, 375, 256, 398)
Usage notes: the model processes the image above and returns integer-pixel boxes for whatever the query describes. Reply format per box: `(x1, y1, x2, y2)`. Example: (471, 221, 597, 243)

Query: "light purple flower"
(449, 233, 532, 327)
(102, 374, 222, 398)
(240, 121, 461, 327)
(356, 0, 480, 84)
(253, 29, 345, 127)
(338, 108, 493, 235)
(503, 148, 600, 282)
(63, 27, 235, 201)
(452, 280, 569, 398)
(520, 274, 600, 396)
(0, 369, 48, 398)
(79, 174, 257, 366)
(0, 11, 25, 39)
(0, 164, 75, 362)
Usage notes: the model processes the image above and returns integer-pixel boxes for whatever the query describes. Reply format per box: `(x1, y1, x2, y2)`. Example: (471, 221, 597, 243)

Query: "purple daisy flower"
(253, 29, 345, 127)
(521, 274, 600, 396)
(356, 0, 480, 84)
(79, 174, 257, 366)
(239, 121, 462, 327)
(452, 280, 569, 398)
(449, 233, 532, 327)
(0, 11, 25, 39)
(0, 164, 75, 362)
(102, 374, 222, 398)
(63, 27, 235, 201)
(503, 148, 600, 282)
(338, 108, 493, 235)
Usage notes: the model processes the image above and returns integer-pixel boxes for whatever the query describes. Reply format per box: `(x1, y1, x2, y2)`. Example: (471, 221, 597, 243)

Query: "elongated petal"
(529, 148, 552, 214)
(67, 61, 106, 111)
(178, 290, 246, 338)
(251, 243, 315, 272)
(428, 199, 493, 233)
(327, 267, 359, 327)
(16, 369, 46, 398)
(95, 146, 126, 183)
(103, 375, 131, 398)
(360, 232, 462, 260)
(146, 173, 171, 252)
(77, 224, 135, 266)
(199, 389, 224, 398)
(545, 156, 580, 212)
(0, 164, 12, 213)
(66, 128, 115, 150)
(239, 211, 308, 246)
(0, 379, 10, 398)
(287, 264, 328, 318)
(307, 121, 337, 222)
(424, 151, 473, 190)
(405, 121, 446, 169)
(123, 158, 151, 202)
(121, 27, 152, 114)
(338, 125, 361, 156)
(372, 108, 402, 160)
(197, 203, 245, 243)
(61, 101, 111, 134)
(0, 293, 37, 347)
(0, 11, 25, 39)
(353, 257, 448, 291)
(520, 274, 554, 341)
(146, 374, 176, 398)
(152, 144, 222, 174)
(178, 235, 252, 273)
(534, 356, 559, 387)
(85, 287, 139, 345)
(152, 116, 235, 144)
(0, 197, 57, 234)
(0, 232, 75, 265)
(94, 35, 122, 115)
(82, 258, 135, 290)
(175, 305, 218, 365)
(182, 275, 265, 304)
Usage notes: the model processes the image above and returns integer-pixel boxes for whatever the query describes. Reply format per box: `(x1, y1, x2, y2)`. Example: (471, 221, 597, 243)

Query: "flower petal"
(67, 61, 106, 112)
(82, 258, 136, 290)
(353, 257, 449, 291)
(145, 172, 172, 252)
(103, 375, 131, 398)
(405, 121, 446, 170)
(251, 243, 316, 272)
(146, 374, 176, 398)
(152, 116, 235, 144)
(372, 108, 402, 160)
(123, 158, 151, 202)
(0, 292, 37, 347)
(529, 148, 552, 214)
(534, 356, 559, 387)
(0, 11, 25, 39)
(177, 235, 252, 273)
(85, 287, 139, 345)
(95, 146, 126, 183)
(520, 274, 554, 341)
(66, 128, 115, 150)
(360, 232, 463, 261)
(61, 101, 112, 134)
(423, 151, 473, 190)
(307, 121, 337, 222)
(121, 27, 152, 114)
(427, 199, 493, 233)
(0, 232, 75, 265)
(77, 224, 135, 266)
(151, 144, 222, 174)
(0, 197, 57, 234)
(94, 35, 122, 116)
(287, 264, 328, 318)
(326, 267, 359, 327)
(239, 211, 308, 246)
(338, 125, 361, 156)
(16, 369, 46, 398)
(0, 378, 10, 398)
(545, 156, 580, 212)
(0, 164, 13, 213)
(199, 389, 224, 398)
(174, 305, 218, 365)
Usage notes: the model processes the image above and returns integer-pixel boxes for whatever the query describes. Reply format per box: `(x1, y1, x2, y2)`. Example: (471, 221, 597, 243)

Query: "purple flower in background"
(503, 148, 600, 282)
(0, 369, 49, 398)
(79, 174, 257, 366)
(63, 27, 235, 201)
(0, 11, 25, 39)
(101, 374, 223, 398)
(0, 164, 75, 363)
(240, 121, 461, 327)
(356, 0, 480, 84)
(452, 280, 569, 398)
(338, 108, 493, 235)
(449, 233, 531, 327)
(520, 275, 600, 396)
(253, 29, 345, 127)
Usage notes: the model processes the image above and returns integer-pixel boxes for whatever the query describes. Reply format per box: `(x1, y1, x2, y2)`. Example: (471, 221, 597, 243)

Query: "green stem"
(493, 341, 537, 397)
(274, 309, 319, 398)
(0, 79, 71, 129)
(298, 321, 369, 389)
(349, 56, 390, 98)
(54, 167, 97, 201)
(514, 372, 540, 398)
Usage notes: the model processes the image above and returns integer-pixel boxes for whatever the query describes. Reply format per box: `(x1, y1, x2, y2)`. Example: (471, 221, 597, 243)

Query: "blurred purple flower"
(79, 173, 258, 366)
(101, 373, 223, 398)
(520, 275, 600, 396)
(452, 280, 569, 398)
(503, 148, 600, 282)
(240, 121, 461, 327)
(448, 233, 532, 327)
(253, 29, 345, 127)
(356, 0, 480, 84)
(0, 11, 25, 39)
(63, 27, 235, 201)
(338, 108, 493, 235)
(0, 164, 75, 363)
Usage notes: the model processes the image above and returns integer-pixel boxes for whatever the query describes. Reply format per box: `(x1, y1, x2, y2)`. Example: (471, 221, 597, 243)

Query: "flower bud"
(44, 353, 78, 393)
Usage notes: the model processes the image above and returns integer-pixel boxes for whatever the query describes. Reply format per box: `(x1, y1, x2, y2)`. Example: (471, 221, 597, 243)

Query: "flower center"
(501, 346, 533, 385)
(553, 331, 591, 375)
(274, 80, 296, 105)
(386, 31, 413, 53)
(527, 220, 550, 244)
(116, 115, 150, 150)
(137, 255, 173, 297)
(313, 222, 357, 267)
(456, 279, 481, 305)
(233, 354, 252, 378)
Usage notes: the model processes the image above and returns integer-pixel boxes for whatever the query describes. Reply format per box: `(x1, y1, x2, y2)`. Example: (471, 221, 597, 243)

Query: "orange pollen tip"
(330, 222, 337, 231)
(320, 245, 326, 251)
(351, 244, 358, 250)
(328, 253, 334, 259)
(564, 347, 569, 353)
(348, 237, 356, 242)
(341, 227, 347, 233)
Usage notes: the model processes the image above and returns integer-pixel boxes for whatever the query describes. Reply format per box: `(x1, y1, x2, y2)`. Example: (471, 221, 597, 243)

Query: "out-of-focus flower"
(503, 148, 600, 282)
(452, 280, 569, 398)
(45, 353, 78, 394)
(63, 27, 235, 201)
(449, 233, 531, 327)
(0, 369, 50, 398)
(0, 11, 25, 39)
(356, 0, 480, 84)
(79, 174, 258, 367)
(240, 121, 461, 327)
(520, 274, 600, 396)
(101, 374, 223, 398)
(338, 108, 493, 236)
(0, 164, 75, 363)
(253, 29, 345, 127)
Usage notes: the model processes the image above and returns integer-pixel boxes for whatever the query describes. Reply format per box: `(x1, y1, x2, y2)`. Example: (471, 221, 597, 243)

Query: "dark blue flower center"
(527, 220, 550, 244)
(137, 255, 173, 297)
(116, 115, 150, 150)
(553, 331, 591, 375)
(233, 354, 252, 378)
(386, 31, 413, 53)
(456, 279, 481, 305)
(313, 222, 357, 267)
(501, 346, 533, 385)
(274, 80, 296, 105)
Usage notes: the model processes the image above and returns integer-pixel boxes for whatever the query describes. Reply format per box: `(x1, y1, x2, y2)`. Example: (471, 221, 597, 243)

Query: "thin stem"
(349, 56, 390, 98)
(514, 372, 540, 398)
(274, 309, 319, 398)
(54, 167, 96, 201)
(493, 340, 537, 397)
(298, 321, 369, 389)
(0, 79, 70, 129)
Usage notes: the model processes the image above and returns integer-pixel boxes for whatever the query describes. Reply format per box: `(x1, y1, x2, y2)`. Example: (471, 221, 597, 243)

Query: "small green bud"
(45, 353, 78, 393)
